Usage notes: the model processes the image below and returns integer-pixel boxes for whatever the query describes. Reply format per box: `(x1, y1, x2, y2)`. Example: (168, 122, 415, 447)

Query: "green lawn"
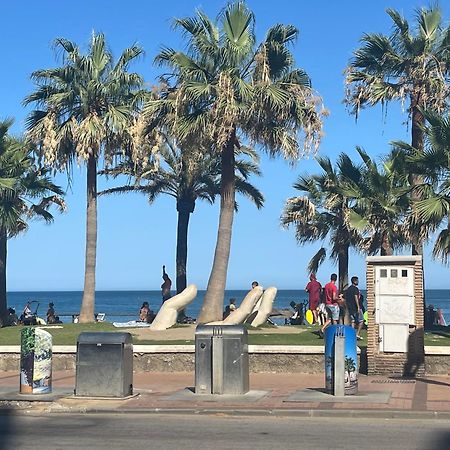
(0, 323, 448, 347)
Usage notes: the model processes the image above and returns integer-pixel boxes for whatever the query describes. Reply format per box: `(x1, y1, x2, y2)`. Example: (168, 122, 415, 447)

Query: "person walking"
(305, 273, 321, 323)
(324, 273, 340, 325)
(345, 276, 364, 340)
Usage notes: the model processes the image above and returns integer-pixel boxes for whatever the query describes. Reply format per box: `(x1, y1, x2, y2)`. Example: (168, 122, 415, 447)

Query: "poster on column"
(20, 327, 52, 394)
(324, 325, 358, 395)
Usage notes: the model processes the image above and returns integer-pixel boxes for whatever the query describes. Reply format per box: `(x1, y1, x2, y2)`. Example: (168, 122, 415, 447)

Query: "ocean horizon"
(6, 289, 450, 325)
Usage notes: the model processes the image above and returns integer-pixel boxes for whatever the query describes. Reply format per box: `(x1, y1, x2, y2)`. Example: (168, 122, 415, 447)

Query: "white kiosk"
(366, 256, 424, 376)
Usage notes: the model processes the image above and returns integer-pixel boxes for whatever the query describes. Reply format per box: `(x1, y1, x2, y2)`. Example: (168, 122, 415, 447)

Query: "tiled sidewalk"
(1, 370, 450, 416)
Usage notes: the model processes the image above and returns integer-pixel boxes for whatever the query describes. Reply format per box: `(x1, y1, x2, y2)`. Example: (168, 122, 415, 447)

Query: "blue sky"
(1, 0, 449, 291)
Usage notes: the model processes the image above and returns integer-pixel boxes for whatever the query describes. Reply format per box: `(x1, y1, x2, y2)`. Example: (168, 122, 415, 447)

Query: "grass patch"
(1, 324, 449, 347)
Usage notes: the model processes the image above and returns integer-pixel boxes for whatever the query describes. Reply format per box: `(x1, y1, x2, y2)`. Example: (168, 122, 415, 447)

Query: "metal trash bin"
(195, 325, 249, 395)
(75, 332, 133, 397)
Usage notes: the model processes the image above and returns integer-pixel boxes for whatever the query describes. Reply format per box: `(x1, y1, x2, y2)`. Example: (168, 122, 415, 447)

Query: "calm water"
(6, 289, 450, 324)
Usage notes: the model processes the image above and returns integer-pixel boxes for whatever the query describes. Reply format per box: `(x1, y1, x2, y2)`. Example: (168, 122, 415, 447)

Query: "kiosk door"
(375, 266, 414, 352)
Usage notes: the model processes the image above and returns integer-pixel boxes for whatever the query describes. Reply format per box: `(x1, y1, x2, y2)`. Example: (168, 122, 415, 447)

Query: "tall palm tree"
(341, 147, 412, 256)
(146, 1, 323, 322)
(100, 139, 264, 295)
(24, 33, 145, 322)
(0, 119, 64, 326)
(282, 154, 361, 292)
(409, 110, 450, 264)
(345, 5, 450, 254)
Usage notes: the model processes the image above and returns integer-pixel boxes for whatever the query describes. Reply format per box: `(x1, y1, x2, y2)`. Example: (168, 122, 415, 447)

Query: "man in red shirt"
(305, 273, 321, 323)
(324, 273, 340, 324)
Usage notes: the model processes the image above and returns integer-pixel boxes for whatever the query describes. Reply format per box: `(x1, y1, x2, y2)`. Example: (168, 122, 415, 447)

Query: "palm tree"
(24, 33, 146, 322)
(345, 5, 450, 254)
(409, 110, 450, 264)
(100, 139, 264, 295)
(0, 119, 64, 326)
(146, 1, 323, 322)
(282, 154, 361, 292)
(341, 147, 412, 256)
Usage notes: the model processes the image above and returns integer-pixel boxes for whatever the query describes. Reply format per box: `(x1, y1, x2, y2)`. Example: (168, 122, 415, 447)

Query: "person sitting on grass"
(139, 302, 150, 321)
(47, 302, 56, 324)
(223, 298, 237, 319)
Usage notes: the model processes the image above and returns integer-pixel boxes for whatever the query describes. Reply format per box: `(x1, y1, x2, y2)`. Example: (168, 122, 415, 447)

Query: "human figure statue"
(161, 265, 172, 303)
(151, 285, 197, 330)
(250, 287, 278, 327)
(305, 273, 321, 323)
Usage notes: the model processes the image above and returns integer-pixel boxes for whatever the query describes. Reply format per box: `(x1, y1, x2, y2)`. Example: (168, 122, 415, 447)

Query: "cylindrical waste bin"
(324, 325, 358, 395)
(20, 327, 52, 394)
(75, 332, 133, 397)
(195, 325, 249, 395)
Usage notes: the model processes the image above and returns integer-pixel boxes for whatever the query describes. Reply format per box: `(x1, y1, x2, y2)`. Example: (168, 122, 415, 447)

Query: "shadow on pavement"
(415, 378, 450, 388)
(426, 430, 450, 450)
(0, 408, 15, 450)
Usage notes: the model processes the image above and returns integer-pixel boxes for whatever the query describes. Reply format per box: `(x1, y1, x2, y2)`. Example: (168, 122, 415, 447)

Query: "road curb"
(2, 404, 450, 420)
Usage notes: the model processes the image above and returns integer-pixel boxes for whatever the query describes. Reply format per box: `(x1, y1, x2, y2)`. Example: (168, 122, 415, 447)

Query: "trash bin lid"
(77, 332, 132, 345)
(195, 324, 248, 337)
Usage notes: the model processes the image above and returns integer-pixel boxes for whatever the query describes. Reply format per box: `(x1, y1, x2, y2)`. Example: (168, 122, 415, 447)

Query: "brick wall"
(366, 257, 425, 376)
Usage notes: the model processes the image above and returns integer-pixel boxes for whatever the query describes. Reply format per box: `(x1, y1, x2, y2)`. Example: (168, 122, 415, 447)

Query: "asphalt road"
(0, 413, 449, 450)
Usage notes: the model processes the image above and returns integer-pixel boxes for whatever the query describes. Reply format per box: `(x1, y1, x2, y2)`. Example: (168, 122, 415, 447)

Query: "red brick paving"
(1, 370, 449, 413)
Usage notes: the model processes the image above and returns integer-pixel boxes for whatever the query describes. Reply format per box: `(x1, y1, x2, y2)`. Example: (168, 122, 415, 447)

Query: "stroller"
(20, 301, 45, 325)
(287, 300, 308, 325)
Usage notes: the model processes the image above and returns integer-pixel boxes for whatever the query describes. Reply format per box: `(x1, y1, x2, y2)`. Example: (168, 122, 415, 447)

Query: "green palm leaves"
(146, 1, 323, 322)
(346, 6, 450, 118)
(0, 120, 64, 322)
(25, 33, 144, 322)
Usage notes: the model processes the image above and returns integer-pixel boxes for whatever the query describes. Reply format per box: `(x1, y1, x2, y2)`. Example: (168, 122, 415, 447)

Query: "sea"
(6, 289, 450, 325)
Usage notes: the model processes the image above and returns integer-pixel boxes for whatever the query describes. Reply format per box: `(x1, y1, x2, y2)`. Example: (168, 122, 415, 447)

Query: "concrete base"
(67, 392, 140, 401)
(165, 388, 269, 403)
(285, 388, 391, 404)
(0, 388, 72, 402)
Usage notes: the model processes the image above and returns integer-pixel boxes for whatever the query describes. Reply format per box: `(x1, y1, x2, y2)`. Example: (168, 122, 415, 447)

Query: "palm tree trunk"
(380, 232, 393, 256)
(410, 92, 424, 256)
(176, 201, 193, 322)
(176, 204, 191, 295)
(338, 245, 349, 292)
(0, 229, 7, 326)
(79, 154, 97, 323)
(198, 131, 236, 323)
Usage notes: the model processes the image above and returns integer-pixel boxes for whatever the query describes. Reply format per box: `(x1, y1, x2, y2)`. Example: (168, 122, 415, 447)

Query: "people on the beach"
(161, 265, 172, 303)
(305, 273, 321, 323)
(289, 301, 303, 325)
(5, 308, 18, 327)
(46, 302, 56, 324)
(139, 301, 156, 323)
(345, 276, 363, 340)
(139, 302, 150, 321)
(19, 301, 34, 324)
(223, 298, 237, 319)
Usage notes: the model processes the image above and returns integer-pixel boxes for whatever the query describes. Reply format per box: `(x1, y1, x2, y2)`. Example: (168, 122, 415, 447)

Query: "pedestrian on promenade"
(305, 273, 321, 323)
(345, 276, 364, 340)
(324, 273, 340, 325)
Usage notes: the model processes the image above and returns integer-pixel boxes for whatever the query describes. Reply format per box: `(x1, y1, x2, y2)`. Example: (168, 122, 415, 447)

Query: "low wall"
(0, 345, 448, 375)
